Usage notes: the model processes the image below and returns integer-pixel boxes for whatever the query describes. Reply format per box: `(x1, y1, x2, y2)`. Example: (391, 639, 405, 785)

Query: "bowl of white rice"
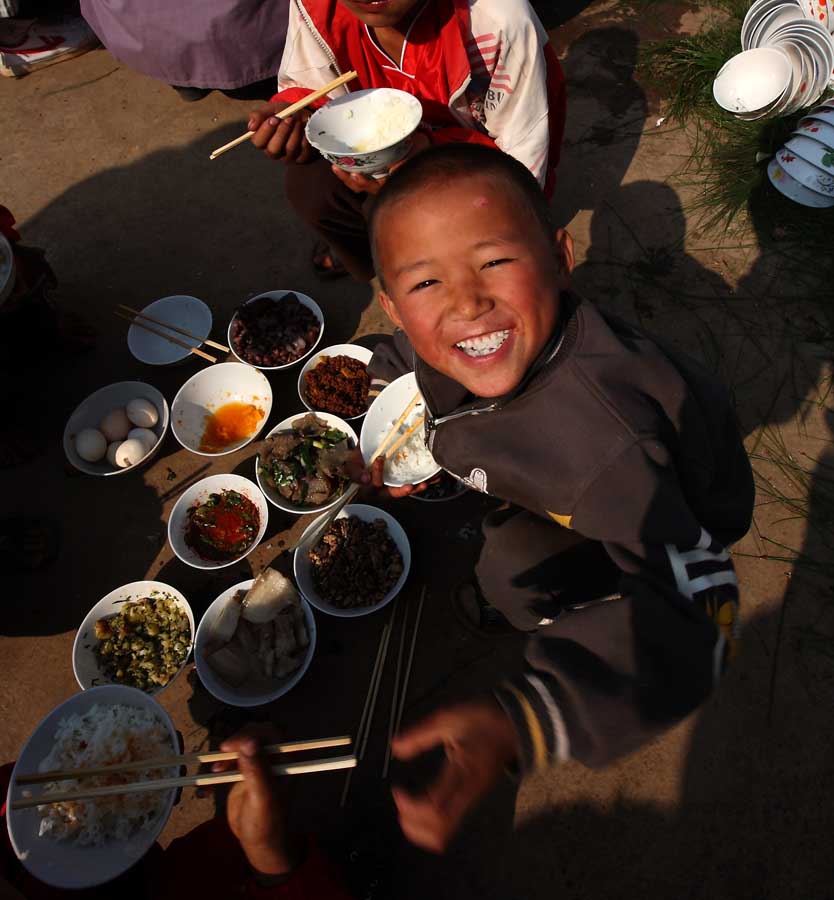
(360, 371, 441, 488)
(6, 685, 178, 890)
(306, 88, 423, 177)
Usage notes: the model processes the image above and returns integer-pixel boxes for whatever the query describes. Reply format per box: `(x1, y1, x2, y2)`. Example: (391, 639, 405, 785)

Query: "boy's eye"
(410, 279, 439, 293)
(482, 258, 513, 269)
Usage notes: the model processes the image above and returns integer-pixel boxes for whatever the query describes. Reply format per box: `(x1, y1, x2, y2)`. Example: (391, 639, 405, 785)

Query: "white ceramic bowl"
(750, 4, 805, 48)
(194, 579, 317, 707)
(227, 290, 324, 371)
(360, 371, 440, 488)
(785, 132, 834, 171)
(171, 362, 272, 456)
(6, 685, 178, 890)
(742, 0, 793, 49)
(63, 381, 170, 476)
(256, 412, 359, 515)
(767, 156, 834, 205)
(72, 581, 194, 693)
(801, 111, 834, 137)
(713, 48, 793, 114)
(0, 231, 15, 308)
(168, 474, 269, 570)
(297, 343, 373, 419)
(774, 143, 834, 193)
(127, 295, 213, 366)
(306, 88, 423, 176)
(293, 504, 411, 618)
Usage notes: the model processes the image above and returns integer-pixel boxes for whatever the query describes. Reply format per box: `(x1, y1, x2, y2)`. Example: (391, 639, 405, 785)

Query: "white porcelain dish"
(297, 343, 374, 419)
(767, 156, 834, 205)
(127, 295, 213, 366)
(774, 144, 834, 193)
(194, 579, 317, 707)
(713, 48, 793, 114)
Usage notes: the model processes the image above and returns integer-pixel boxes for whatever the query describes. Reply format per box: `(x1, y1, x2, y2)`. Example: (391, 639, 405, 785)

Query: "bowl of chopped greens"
(72, 581, 195, 694)
(256, 412, 358, 515)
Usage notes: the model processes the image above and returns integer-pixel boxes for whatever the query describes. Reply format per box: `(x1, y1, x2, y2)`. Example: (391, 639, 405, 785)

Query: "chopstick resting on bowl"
(115, 310, 217, 364)
(210, 70, 359, 160)
(371, 391, 422, 463)
(15, 735, 352, 785)
(11, 754, 357, 811)
(294, 482, 361, 555)
(117, 304, 229, 353)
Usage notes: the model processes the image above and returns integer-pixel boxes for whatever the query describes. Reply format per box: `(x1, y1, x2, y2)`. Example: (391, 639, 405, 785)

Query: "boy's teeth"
(455, 330, 510, 358)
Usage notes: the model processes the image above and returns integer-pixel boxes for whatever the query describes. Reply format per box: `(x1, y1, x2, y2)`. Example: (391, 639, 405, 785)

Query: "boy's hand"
(248, 103, 315, 163)
(331, 131, 431, 194)
(347, 449, 431, 498)
(391, 700, 519, 853)
(212, 725, 300, 876)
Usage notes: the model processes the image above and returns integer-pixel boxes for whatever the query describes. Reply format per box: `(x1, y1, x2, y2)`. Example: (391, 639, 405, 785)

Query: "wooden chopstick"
(115, 311, 217, 363)
(382, 597, 410, 778)
(117, 304, 229, 353)
(15, 736, 352, 785)
(383, 415, 425, 463)
(371, 392, 421, 462)
(391, 586, 426, 743)
(11, 755, 357, 811)
(296, 482, 360, 553)
(210, 70, 359, 160)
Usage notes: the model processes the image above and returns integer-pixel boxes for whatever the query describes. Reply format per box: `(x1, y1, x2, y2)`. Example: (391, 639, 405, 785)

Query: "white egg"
(99, 407, 131, 442)
(106, 441, 123, 467)
(76, 428, 107, 462)
(126, 397, 159, 429)
(128, 427, 157, 453)
(115, 438, 147, 468)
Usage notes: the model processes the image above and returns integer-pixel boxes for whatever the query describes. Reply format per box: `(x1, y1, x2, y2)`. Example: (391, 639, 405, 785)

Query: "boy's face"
(376, 176, 565, 399)
(338, 0, 425, 27)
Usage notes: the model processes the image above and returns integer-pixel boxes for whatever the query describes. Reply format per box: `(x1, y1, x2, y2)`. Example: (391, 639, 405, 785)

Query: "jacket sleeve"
(367, 329, 415, 400)
(494, 438, 741, 771)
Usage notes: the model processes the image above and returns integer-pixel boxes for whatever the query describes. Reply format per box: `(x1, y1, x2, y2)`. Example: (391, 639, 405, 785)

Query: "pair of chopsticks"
(12, 736, 354, 812)
(115, 304, 228, 364)
(371, 392, 425, 465)
(210, 70, 359, 160)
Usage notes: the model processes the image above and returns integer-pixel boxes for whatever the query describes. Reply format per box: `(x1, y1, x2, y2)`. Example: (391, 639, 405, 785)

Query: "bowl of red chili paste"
(167, 474, 268, 570)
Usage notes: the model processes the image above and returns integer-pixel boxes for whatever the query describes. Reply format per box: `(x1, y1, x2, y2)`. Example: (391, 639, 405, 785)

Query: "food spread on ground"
(93, 593, 191, 691)
(199, 401, 264, 453)
(304, 354, 370, 418)
(230, 293, 321, 367)
(73, 399, 160, 469)
(35, 704, 173, 845)
(260, 413, 353, 507)
(206, 569, 309, 686)
(309, 516, 404, 609)
(184, 489, 260, 561)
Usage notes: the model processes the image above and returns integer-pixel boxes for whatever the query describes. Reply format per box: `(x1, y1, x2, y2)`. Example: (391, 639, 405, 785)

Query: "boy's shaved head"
(370, 144, 554, 283)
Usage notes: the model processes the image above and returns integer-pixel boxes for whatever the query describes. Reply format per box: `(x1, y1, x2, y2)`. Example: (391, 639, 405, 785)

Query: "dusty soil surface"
(3, 2, 833, 898)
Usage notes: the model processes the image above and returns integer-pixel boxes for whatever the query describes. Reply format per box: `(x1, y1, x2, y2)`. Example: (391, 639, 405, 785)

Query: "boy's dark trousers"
(285, 158, 376, 282)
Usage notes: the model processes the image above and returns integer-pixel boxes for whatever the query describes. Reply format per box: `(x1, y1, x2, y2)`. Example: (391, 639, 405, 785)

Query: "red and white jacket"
(272, 0, 566, 195)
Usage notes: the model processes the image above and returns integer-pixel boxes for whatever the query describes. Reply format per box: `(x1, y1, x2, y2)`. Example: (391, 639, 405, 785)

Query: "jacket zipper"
(295, 0, 343, 79)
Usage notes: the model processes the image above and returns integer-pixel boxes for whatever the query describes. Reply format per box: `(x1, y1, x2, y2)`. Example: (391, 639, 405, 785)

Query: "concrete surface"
(3, 2, 833, 898)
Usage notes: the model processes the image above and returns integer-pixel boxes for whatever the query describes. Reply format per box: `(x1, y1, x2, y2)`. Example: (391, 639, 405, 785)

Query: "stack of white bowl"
(767, 98, 834, 205)
(713, 0, 834, 120)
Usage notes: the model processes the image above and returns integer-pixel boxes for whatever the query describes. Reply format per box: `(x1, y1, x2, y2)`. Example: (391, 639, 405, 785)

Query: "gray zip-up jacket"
(369, 293, 754, 771)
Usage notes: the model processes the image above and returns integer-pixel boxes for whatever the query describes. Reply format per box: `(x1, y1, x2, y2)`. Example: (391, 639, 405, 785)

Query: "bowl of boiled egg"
(63, 381, 169, 476)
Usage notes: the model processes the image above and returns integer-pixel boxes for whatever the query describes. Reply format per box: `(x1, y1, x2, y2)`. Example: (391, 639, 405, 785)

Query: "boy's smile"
(338, 0, 424, 27)
(376, 175, 565, 399)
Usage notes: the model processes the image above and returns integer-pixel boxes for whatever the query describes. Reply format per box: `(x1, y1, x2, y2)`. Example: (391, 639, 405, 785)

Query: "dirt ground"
(3, 2, 834, 898)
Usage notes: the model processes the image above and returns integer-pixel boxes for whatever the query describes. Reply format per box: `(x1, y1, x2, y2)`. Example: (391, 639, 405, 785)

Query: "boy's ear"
(553, 227, 576, 276)
(378, 289, 405, 329)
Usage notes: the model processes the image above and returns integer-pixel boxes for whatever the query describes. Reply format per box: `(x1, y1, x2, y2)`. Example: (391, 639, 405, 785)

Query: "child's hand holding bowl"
(248, 102, 316, 164)
(331, 130, 431, 195)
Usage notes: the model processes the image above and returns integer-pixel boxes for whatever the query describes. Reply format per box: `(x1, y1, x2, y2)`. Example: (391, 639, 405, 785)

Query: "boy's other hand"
(390, 700, 519, 853)
(331, 131, 431, 194)
(248, 103, 314, 163)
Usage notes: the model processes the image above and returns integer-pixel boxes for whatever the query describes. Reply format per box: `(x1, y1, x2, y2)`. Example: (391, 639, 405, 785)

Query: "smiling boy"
(247, 0, 566, 279)
(365, 144, 755, 853)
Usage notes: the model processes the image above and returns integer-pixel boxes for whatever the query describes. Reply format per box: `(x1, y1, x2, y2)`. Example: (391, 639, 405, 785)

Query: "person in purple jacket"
(362, 143, 754, 854)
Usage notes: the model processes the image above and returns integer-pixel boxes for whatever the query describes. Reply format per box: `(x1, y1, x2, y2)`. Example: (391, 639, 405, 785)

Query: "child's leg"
(475, 508, 620, 631)
(284, 159, 375, 282)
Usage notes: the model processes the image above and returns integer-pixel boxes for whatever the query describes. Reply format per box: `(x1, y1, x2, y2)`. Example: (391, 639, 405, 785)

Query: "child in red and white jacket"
(248, 0, 566, 281)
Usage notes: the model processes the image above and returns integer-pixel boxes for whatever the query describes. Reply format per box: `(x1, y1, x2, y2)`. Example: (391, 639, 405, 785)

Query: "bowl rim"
(127, 294, 213, 366)
(296, 342, 374, 419)
(227, 290, 325, 371)
(713, 47, 793, 113)
(167, 473, 269, 570)
(255, 411, 360, 515)
(768, 156, 834, 205)
(63, 381, 170, 477)
(292, 502, 411, 618)
(193, 578, 318, 707)
(305, 88, 423, 157)
(72, 581, 195, 694)
(170, 361, 273, 457)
